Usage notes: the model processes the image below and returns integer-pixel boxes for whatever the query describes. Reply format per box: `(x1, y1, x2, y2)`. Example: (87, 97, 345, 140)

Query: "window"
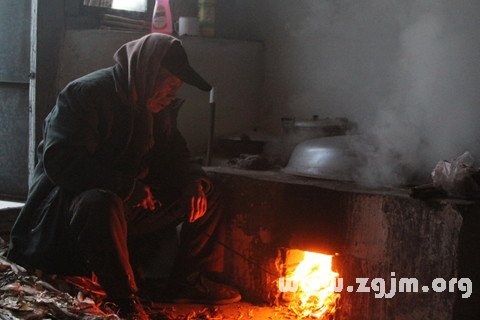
(112, 0, 148, 12)
(83, 0, 148, 13)
(71, 0, 155, 29)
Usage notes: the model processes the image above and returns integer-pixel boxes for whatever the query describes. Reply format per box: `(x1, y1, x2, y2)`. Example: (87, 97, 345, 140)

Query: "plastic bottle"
(198, 0, 215, 37)
(151, 0, 173, 34)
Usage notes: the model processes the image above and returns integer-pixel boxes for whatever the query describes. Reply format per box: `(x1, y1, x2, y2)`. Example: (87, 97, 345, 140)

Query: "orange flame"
(283, 251, 340, 319)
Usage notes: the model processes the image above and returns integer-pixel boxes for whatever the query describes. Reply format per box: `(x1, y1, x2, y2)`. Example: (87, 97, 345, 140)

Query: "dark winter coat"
(7, 65, 207, 274)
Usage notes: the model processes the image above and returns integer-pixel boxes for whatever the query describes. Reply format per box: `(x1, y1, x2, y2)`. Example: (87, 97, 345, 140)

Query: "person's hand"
(182, 181, 207, 223)
(133, 185, 158, 211)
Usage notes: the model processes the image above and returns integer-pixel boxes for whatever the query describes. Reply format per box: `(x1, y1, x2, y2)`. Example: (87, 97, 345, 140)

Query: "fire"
(282, 251, 340, 319)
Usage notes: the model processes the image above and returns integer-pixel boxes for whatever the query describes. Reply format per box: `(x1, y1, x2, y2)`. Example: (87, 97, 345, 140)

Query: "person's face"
(146, 75, 183, 113)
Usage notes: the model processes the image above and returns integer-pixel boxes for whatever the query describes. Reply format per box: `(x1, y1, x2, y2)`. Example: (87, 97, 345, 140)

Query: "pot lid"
(283, 135, 363, 181)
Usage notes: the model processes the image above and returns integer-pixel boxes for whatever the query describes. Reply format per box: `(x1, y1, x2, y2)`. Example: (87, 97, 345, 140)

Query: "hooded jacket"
(7, 34, 208, 274)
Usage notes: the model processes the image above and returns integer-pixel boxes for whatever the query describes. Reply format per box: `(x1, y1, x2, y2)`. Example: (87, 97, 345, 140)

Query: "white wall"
(175, 37, 264, 154)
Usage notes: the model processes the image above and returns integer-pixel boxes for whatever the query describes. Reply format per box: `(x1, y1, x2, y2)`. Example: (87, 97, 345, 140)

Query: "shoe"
(105, 294, 150, 320)
(168, 273, 241, 305)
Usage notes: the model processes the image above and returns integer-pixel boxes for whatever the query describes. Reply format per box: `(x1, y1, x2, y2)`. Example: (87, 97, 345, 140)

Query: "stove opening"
(278, 248, 341, 319)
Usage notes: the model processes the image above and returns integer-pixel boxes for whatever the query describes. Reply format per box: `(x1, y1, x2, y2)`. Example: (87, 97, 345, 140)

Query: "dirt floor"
(147, 302, 297, 319)
(0, 237, 307, 320)
(0, 248, 300, 319)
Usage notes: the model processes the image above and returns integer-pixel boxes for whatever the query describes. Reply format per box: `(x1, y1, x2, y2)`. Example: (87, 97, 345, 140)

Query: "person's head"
(113, 33, 211, 111)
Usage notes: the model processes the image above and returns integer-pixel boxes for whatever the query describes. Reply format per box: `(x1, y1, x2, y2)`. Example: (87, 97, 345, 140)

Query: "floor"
(148, 302, 296, 320)
(0, 248, 300, 320)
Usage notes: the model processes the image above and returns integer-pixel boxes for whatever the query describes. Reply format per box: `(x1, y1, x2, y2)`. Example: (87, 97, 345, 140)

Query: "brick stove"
(207, 167, 480, 320)
(1, 167, 479, 319)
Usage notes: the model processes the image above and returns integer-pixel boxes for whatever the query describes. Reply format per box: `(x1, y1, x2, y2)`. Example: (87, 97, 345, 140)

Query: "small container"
(152, 0, 173, 34)
(198, 0, 215, 37)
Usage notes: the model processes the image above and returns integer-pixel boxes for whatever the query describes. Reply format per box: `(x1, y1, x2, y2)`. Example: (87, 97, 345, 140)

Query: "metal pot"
(283, 135, 363, 181)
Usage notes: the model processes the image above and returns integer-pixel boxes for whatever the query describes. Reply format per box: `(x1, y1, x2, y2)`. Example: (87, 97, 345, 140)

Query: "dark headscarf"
(113, 33, 212, 108)
(113, 33, 176, 108)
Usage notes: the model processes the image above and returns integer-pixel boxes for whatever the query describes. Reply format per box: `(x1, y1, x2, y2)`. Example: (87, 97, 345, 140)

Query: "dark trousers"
(67, 183, 225, 299)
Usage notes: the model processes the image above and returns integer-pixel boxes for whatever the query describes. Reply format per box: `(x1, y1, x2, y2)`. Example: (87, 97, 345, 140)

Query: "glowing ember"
(281, 251, 340, 319)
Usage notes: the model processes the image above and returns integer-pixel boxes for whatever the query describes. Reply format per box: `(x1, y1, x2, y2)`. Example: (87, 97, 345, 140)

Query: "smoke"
(352, 1, 480, 187)
(257, 0, 480, 187)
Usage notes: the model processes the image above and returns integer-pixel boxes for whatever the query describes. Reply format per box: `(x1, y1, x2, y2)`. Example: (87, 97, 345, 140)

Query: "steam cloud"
(262, 0, 480, 187)
(354, 1, 480, 187)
